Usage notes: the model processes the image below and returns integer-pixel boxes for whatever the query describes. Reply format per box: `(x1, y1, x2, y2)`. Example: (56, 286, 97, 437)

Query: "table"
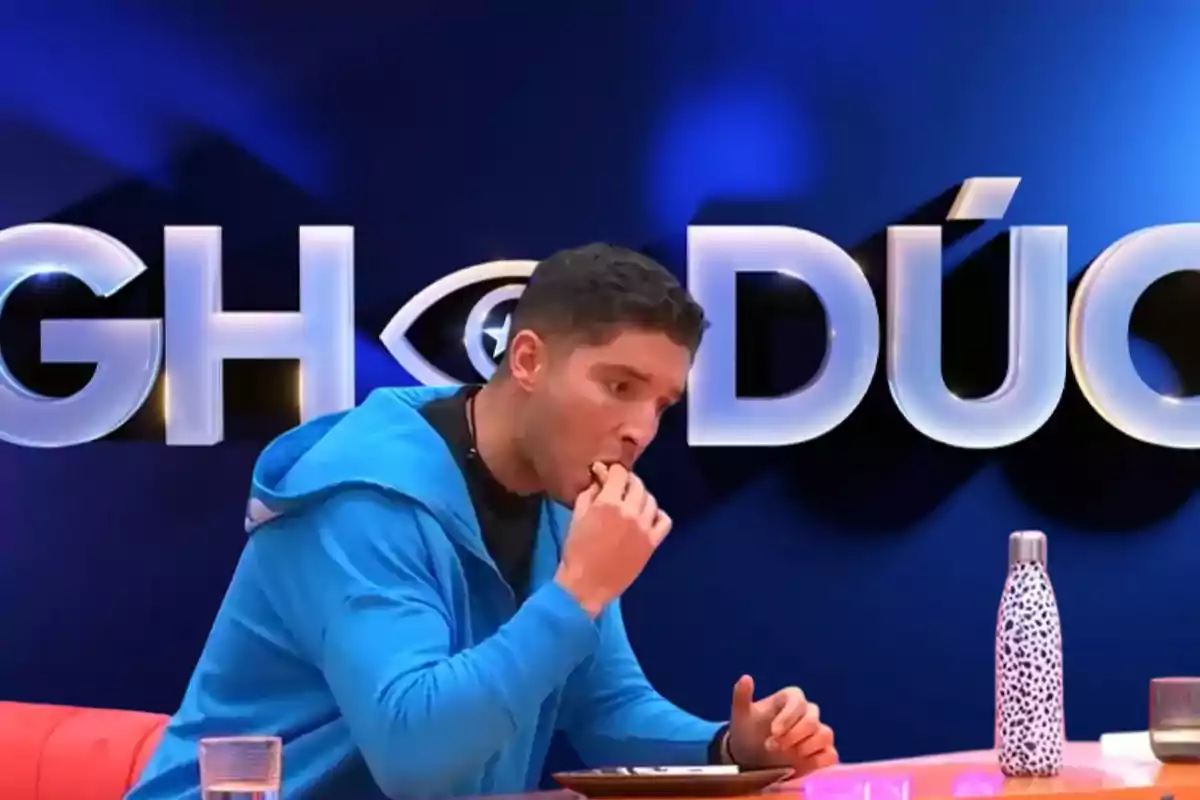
(784, 741, 1198, 800)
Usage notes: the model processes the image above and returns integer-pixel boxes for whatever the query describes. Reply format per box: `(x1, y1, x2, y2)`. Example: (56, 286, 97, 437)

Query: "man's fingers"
(649, 509, 672, 546)
(623, 472, 647, 516)
(639, 491, 659, 529)
(730, 675, 756, 718)
(573, 480, 601, 518)
(801, 725, 834, 759)
(768, 693, 810, 740)
(592, 463, 667, 540)
(801, 743, 838, 772)
(776, 707, 824, 753)
(596, 463, 630, 503)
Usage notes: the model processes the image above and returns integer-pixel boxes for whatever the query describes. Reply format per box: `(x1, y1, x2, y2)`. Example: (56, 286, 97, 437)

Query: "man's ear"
(506, 329, 546, 391)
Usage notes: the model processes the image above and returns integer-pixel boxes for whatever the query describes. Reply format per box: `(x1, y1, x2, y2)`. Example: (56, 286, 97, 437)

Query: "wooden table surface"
(780, 741, 1196, 800)
(535, 742, 1199, 800)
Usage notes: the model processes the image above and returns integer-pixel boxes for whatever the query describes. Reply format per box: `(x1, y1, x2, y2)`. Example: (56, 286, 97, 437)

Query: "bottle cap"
(1009, 530, 1047, 567)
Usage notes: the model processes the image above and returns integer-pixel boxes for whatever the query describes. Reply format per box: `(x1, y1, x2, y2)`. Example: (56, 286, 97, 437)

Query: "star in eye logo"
(483, 313, 512, 360)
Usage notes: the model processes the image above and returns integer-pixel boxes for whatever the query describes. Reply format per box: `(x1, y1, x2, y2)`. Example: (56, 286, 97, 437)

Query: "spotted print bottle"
(995, 530, 1064, 777)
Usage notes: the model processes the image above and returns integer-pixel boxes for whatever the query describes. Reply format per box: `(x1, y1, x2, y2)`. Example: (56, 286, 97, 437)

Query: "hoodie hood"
(244, 385, 471, 535)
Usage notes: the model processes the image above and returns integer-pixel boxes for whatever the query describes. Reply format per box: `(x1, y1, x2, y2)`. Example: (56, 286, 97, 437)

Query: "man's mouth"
(589, 459, 630, 482)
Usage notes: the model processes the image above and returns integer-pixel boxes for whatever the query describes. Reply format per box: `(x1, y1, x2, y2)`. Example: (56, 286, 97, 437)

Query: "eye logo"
(379, 259, 536, 386)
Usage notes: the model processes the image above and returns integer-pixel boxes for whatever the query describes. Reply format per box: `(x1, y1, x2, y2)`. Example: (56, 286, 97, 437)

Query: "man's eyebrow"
(599, 364, 652, 382)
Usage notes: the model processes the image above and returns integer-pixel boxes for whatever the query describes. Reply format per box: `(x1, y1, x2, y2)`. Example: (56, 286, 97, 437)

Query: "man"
(128, 244, 837, 800)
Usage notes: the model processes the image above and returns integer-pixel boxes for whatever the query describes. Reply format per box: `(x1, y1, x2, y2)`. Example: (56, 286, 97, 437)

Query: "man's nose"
(619, 410, 661, 460)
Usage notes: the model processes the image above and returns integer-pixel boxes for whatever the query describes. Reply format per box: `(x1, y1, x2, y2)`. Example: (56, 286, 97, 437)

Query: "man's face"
(518, 328, 691, 504)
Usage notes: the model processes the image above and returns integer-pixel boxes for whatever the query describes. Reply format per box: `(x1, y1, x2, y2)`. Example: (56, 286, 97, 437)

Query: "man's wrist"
(707, 723, 733, 765)
(552, 570, 604, 619)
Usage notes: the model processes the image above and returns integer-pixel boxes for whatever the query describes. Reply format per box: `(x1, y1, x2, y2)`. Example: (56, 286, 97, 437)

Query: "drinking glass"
(199, 736, 282, 800)
(1150, 677, 1200, 763)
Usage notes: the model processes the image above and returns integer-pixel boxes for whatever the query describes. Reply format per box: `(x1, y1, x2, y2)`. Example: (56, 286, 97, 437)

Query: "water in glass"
(199, 736, 281, 800)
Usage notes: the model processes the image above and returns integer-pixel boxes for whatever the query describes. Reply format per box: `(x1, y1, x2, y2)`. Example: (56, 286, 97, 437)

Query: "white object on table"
(1099, 731, 1155, 762)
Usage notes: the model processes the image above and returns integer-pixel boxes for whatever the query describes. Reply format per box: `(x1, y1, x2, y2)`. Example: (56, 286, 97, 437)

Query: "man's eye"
(608, 381, 631, 398)
(379, 259, 534, 386)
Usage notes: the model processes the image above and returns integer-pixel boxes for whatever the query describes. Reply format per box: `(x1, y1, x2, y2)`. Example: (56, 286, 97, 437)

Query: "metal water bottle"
(995, 530, 1065, 777)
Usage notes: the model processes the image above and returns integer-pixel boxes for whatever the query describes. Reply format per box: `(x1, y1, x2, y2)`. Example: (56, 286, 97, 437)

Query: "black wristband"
(707, 723, 732, 765)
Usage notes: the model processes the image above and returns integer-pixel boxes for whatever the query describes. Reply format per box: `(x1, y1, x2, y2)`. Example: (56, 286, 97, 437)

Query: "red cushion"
(0, 702, 168, 800)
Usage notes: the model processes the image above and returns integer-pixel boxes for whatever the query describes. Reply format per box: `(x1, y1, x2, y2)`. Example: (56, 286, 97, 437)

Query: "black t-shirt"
(418, 385, 542, 601)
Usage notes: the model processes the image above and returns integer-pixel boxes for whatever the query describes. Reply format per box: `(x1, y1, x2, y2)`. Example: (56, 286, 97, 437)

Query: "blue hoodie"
(127, 386, 723, 800)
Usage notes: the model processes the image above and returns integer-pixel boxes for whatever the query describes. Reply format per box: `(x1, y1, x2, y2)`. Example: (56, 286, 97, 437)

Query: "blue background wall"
(2, 0, 1199, 775)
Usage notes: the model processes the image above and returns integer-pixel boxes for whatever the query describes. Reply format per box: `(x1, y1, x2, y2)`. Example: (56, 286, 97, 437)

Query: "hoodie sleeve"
(558, 598, 725, 767)
(251, 488, 601, 798)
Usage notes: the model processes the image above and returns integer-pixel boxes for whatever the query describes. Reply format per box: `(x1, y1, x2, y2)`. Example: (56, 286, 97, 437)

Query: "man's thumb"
(731, 675, 755, 717)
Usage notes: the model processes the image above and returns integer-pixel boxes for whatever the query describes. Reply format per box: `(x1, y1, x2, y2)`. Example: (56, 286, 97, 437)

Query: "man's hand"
(726, 675, 837, 776)
(554, 463, 673, 618)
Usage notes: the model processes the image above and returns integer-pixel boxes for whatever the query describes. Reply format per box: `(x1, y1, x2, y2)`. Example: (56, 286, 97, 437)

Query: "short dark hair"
(507, 243, 707, 355)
